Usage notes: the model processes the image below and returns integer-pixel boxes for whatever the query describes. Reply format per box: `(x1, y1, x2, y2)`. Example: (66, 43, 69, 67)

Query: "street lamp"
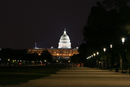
(110, 44, 113, 48)
(96, 52, 99, 67)
(56, 60, 58, 62)
(121, 37, 125, 45)
(88, 56, 92, 59)
(103, 48, 106, 69)
(93, 53, 96, 56)
(44, 60, 46, 62)
(97, 52, 99, 55)
(103, 48, 106, 52)
(121, 37, 126, 73)
(109, 44, 113, 71)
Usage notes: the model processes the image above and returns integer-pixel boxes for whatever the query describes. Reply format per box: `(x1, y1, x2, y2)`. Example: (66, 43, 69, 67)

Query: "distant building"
(28, 28, 79, 60)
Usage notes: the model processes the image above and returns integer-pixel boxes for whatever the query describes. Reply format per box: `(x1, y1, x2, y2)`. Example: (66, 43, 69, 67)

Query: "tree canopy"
(81, 0, 130, 56)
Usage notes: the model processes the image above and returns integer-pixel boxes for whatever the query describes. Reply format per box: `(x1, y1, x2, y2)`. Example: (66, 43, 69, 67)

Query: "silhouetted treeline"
(0, 48, 52, 65)
(77, 0, 130, 69)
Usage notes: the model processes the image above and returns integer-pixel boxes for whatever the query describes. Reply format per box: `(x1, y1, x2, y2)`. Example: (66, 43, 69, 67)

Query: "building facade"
(28, 29, 79, 60)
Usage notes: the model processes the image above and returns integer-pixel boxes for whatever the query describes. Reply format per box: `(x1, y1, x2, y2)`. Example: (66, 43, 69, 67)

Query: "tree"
(80, 0, 130, 67)
(41, 50, 52, 62)
(83, 0, 130, 50)
(71, 54, 80, 64)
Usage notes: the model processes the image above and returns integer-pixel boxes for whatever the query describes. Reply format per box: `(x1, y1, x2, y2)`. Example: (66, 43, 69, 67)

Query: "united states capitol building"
(28, 28, 79, 60)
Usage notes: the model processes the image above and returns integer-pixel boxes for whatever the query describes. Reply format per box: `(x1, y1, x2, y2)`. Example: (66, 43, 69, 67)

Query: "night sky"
(0, 0, 103, 49)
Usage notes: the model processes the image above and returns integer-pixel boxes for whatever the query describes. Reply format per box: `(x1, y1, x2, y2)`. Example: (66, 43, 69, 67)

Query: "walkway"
(2, 67, 130, 87)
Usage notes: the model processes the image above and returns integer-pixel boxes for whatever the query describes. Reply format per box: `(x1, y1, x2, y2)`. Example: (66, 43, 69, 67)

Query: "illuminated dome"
(58, 28, 71, 49)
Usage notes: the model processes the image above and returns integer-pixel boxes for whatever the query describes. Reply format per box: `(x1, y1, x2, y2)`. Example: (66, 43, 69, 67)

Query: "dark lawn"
(0, 65, 67, 85)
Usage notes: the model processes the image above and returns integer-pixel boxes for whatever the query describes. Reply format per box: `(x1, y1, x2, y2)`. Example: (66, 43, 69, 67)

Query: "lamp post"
(93, 53, 96, 67)
(56, 60, 58, 63)
(121, 38, 125, 45)
(103, 48, 106, 69)
(96, 52, 99, 68)
(121, 37, 125, 73)
(93, 53, 96, 56)
(110, 44, 113, 48)
(103, 48, 106, 52)
(87, 56, 91, 59)
(97, 52, 99, 55)
(109, 44, 113, 71)
(44, 60, 46, 62)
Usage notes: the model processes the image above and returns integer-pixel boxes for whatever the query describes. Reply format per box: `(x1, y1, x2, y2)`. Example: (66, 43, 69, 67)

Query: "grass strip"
(0, 66, 67, 85)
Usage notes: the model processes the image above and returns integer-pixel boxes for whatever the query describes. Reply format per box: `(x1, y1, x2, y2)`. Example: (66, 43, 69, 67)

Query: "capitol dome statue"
(58, 28, 71, 49)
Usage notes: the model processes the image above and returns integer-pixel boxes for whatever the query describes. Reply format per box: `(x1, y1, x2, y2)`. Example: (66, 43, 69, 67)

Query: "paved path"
(1, 67, 130, 87)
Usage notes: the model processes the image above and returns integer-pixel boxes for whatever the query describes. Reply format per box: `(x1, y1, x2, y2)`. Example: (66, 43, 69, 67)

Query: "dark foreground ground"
(0, 65, 67, 85)
(1, 67, 130, 87)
